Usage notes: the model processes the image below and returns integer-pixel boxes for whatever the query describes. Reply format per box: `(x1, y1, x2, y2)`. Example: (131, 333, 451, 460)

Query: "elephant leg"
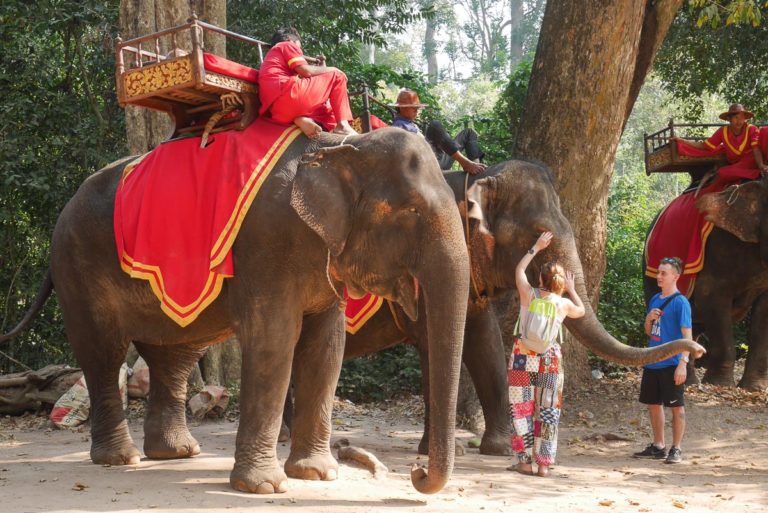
(64, 315, 138, 465)
(285, 308, 345, 480)
(740, 293, 768, 391)
(230, 308, 300, 494)
(134, 341, 208, 459)
(462, 308, 511, 456)
(699, 296, 737, 386)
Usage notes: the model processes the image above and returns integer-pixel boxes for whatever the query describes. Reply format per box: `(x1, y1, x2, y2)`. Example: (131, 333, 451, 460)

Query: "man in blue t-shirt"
(633, 256, 692, 464)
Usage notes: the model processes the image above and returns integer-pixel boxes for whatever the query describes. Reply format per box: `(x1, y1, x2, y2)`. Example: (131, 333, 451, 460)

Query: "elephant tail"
(0, 270, 53, 344)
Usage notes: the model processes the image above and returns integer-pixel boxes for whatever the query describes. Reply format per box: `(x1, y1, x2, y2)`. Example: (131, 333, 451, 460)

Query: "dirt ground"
(1, 367, 766, 513)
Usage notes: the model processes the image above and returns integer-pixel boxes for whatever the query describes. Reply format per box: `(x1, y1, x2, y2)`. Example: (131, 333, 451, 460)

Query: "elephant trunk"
(553, 237, 705, 365)
(410, 224, 470, 494)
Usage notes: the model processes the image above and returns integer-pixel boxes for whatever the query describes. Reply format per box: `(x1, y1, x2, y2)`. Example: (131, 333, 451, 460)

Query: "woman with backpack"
(509, 231, 585, 477)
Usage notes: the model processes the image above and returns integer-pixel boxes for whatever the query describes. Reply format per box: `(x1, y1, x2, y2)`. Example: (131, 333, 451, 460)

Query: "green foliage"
(336, 345, 422, 402)
(655, 3, 768, 120)
(597, 176, 663, 349)
(0, 0, 125, 373)
(227, 0, 429, 67)
(689, 0, 766, 27)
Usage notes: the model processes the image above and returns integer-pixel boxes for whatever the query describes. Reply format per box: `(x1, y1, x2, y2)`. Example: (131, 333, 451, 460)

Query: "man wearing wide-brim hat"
(389, 89, 487, 175)
(672, 103, 761, 185)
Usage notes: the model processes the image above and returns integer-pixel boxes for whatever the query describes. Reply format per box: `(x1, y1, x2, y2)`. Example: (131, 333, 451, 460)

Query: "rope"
(200, 93, 243, 148)
(325, 250, 345, 304)
(726, 184, 741, 206)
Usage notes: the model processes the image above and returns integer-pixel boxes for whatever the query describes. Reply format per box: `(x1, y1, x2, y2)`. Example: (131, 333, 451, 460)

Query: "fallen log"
(0, 364, 82, 415)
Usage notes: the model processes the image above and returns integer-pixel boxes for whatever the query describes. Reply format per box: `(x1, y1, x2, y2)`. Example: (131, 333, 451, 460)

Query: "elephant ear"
(465, 177, 496, 259)
(695, 181, 764, 244)
(291, 145, 360, 256)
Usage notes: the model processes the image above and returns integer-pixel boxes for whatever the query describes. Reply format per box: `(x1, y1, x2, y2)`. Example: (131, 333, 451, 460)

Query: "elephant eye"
(408, 207, 419, 215)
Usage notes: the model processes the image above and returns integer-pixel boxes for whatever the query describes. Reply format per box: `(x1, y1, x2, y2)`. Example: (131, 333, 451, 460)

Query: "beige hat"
(719, 103, 754, 121)
(388, 89, 428, 108)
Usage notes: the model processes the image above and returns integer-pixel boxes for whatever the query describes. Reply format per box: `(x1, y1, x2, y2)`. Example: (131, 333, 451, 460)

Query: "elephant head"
(461, 160, 705, 365)
(696, 180, 768, 263)
(291, 128, 469, 494)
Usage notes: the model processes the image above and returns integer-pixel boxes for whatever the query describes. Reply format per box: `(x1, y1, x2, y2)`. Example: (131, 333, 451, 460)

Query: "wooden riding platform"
(644, 120, 766, 177)
(116, 15, 269, 138)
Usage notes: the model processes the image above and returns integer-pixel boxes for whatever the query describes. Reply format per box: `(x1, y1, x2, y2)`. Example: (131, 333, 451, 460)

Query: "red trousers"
(269, 69, 353, 130)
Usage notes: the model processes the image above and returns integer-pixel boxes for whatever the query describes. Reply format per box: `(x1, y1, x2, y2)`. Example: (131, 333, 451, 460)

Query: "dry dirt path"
(1, 372, 766, 513)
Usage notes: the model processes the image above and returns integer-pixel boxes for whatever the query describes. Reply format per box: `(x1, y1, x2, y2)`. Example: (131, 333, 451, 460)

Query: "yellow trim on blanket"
(209, 125, 301, 266)
(118, 125, 299, 328)
(345, 295, 385, 334)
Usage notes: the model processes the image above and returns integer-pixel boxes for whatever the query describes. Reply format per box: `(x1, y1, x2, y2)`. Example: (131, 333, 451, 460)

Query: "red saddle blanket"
(114, 119, 301, 326)
(344, 291, 384, 334)
(645, 182, 729, 296)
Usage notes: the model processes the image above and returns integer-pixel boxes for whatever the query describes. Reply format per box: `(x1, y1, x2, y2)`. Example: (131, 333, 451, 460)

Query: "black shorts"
(639, 366, 685, 407)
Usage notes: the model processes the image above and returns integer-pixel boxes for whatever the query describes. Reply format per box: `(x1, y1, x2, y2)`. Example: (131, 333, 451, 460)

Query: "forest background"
(1, 0, 767, 402)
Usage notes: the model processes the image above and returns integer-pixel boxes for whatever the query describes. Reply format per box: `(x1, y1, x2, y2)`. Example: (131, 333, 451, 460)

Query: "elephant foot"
(479, 432, 512, 456)
(143, 430, 201, 460)
(284, 451, 338, 481)
(230, 463, 288, 494)
(90, 441, 141, 466)
(737, 376, 768, 392)
(702, 369, 735, 387)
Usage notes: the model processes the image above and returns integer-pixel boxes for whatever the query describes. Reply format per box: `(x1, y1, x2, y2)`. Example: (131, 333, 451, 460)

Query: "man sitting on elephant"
(390, 89, 487, 175)
(258, 27, 358, 138)
(672, 103, 760, 187)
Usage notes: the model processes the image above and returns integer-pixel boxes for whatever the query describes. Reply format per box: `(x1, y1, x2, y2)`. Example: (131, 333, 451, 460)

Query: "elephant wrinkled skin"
(339, 160, 706, 456)
(0, 128, 470, 495)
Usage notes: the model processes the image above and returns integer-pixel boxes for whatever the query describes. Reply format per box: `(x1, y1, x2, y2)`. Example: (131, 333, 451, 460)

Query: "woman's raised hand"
(564, 270, 575, 292)
(534, 231, 554, 252)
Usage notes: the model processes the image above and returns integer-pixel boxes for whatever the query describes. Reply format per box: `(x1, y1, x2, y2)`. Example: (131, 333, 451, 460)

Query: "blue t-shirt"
(645, 292, 692, 369)
(392, 115, 422, 135)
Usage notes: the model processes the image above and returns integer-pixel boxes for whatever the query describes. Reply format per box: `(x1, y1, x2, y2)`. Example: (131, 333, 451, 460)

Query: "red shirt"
(704, 124, 759, 164)
(258, 41, 307, 114)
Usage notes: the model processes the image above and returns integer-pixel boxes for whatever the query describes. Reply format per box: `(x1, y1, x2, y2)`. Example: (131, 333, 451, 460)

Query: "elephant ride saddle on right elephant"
(643, 121, 768, 296)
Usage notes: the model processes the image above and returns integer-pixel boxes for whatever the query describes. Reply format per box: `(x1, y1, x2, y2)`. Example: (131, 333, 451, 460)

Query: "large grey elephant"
(0, 128, 470, 495)
(643, 180, 768, 390)
(337, 160, 706, 455)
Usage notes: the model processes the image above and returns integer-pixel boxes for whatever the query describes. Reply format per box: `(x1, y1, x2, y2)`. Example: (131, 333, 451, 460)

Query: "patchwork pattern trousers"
(508, 340, 564, 466)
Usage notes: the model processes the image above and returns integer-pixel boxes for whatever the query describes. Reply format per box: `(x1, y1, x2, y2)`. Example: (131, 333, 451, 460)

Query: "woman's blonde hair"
(540, 262, 566, 295)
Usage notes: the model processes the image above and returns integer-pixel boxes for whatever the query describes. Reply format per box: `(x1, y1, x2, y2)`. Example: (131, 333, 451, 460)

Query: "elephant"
(0, 127, 470, 495)
(328, 160, 707, 456)
(643, 180, 768, 391)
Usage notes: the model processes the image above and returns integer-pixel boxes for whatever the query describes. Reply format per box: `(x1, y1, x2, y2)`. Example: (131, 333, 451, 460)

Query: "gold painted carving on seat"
(204, 72, 257, 93)
(124, 58, 194, 98)
(648, 147, 672, 170)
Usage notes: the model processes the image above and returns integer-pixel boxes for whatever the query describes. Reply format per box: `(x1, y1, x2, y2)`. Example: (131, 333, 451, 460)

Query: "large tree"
(514, 0, 684, 383)
(118, 0, 239, 386)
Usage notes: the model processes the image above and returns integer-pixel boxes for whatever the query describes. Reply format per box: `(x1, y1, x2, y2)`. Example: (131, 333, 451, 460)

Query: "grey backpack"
(515, 288, 562, 354)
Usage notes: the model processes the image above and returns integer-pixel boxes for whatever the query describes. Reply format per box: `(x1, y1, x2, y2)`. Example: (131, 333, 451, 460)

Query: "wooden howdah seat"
(116, 15, 269, 138)
(643, 121, 727, 177)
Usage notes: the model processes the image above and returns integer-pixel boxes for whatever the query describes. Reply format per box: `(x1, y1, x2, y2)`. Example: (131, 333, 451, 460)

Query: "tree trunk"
(513, 0, 682, 386)
(119, 0, 239, 387)
(424, 17, 439, 84)
(119, 0, 226, 154)
(509, 0, 524, 71)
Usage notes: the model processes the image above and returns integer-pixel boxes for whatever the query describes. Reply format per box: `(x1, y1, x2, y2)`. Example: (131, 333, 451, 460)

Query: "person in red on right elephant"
(672, 103, 760, 186)
(755, 125, 768, 176)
